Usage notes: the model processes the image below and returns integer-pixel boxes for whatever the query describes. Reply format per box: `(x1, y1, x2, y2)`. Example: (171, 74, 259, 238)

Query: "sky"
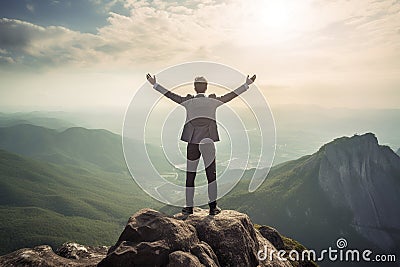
(0, 0, 399, 110)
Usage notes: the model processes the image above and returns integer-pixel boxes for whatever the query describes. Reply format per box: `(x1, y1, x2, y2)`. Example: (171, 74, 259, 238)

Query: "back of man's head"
(194, 76, 208, 93)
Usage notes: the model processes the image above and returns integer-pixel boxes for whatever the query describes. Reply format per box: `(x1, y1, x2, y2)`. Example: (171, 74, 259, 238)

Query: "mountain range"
(0, 119, 399, 264)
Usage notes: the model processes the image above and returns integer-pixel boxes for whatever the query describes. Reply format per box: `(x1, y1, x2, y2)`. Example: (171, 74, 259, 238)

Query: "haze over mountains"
(0, 111, 399, 263)
(2, 104, 399, 165)
(0, 112, 75, 130)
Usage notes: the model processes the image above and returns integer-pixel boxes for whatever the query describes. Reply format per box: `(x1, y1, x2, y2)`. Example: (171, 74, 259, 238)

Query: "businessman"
(146, 73, 256, 215)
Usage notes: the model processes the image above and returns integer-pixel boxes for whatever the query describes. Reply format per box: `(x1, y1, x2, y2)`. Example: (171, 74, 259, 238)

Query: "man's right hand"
(146, 73, 156, 85)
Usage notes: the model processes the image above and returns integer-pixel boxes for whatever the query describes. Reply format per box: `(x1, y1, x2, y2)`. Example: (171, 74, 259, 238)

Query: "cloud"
(0, 3, 185, 68)
(26, 4, 35, 13)
(0, 47, 15, 65)
(0, 55, 15, 64)
(89, 0, 127, 13)
(0, 18, 33, 50)
(0, 0, 399, 75)
(0, 18, 103, 68)
(0, 0, 245, 69)
(0, 0, 399, 109)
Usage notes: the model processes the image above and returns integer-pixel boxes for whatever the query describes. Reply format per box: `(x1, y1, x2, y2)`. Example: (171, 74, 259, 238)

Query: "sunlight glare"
(250, 0, 310, 42)
(261, 1, 291, 30)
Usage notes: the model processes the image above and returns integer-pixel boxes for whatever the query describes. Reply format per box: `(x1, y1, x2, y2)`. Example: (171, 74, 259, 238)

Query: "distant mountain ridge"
(221, 133, 400, 257)
(0, 112, 75, 130)
(0, 124, 125, 172)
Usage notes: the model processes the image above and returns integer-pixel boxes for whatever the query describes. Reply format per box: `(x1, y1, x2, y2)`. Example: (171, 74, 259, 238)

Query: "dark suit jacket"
(154, 83, 249, 143)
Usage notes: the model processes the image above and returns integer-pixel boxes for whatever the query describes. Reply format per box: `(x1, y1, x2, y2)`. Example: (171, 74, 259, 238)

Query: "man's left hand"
(246, 74, 256, 85)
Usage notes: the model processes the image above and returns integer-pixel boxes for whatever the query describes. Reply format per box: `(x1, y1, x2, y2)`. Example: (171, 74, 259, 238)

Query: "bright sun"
(252, 0, 308, 41)
(261, 1, 291, 30)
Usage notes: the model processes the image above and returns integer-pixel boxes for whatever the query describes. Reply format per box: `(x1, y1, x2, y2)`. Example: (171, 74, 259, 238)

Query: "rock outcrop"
(0, 242, 107, 267)
(258, 226, 285, 250)
(98, 208, 293, 267)
(0, 208, 314, 267)
(318, 133, 400, 250)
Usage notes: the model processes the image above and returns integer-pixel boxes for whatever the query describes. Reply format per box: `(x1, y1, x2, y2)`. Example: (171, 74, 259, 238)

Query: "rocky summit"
(0, 208, 315, 266)
(98, 208, 295, 267)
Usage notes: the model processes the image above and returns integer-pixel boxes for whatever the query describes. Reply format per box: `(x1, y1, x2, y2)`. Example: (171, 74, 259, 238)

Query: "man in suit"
(146, 73, 256, 215)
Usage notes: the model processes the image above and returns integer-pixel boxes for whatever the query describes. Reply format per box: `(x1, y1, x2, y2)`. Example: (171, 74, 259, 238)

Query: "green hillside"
(0, 149, 161, 255)
(0, 207, 120, 255)
(0, 124, 126, 172)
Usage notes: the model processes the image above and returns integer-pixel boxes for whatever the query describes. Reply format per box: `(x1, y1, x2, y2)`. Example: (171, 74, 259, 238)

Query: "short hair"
(194, 82, 207, 93)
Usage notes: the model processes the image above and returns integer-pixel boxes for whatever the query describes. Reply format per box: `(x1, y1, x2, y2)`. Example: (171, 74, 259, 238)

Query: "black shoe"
(209, 206, 221, 215)
(182, 207, 193, 215)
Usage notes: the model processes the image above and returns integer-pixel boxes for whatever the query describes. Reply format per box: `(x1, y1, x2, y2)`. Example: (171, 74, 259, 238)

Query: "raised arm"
(216, 74, 256, 104)
(146, 73, 187, 104)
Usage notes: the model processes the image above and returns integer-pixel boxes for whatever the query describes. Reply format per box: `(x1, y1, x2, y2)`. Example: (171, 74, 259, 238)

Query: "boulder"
(0, 243, 106, 267)
(258, 225, 285, 250)
(98, 208, 202, 266)
(175, 208, 291, 267)
(190, 242, 220, 267)
(56, 242, 108, 260)
(99, 208, 292, 267)
(167, 251, 203, 267)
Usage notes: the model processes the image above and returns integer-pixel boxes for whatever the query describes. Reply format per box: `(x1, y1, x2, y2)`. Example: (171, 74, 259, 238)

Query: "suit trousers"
(186, 142, 217, 208)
